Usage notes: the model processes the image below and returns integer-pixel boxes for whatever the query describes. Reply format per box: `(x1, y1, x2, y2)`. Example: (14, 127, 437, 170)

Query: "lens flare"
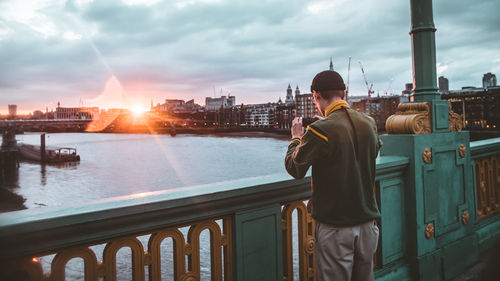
(131, 106, 147, 116)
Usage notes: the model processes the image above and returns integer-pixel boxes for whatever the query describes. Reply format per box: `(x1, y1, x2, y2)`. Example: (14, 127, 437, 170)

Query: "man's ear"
(313, 90, 320, 100)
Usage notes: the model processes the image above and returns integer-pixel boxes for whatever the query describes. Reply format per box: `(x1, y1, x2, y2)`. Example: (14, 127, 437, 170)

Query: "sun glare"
(131, 106, 147, 116)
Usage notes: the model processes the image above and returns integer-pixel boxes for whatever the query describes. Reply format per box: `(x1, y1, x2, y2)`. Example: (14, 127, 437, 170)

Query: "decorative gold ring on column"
(422, 148, 432, 164)
(425, 223, 434, 239)
(462, 211, 469, 225)
(305, 238, 315, 254)
(459, 144, 466, 158)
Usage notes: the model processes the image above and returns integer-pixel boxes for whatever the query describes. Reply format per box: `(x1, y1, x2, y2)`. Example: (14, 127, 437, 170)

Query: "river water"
(3, 133, 303, 280)
(8, 133, 290, 209)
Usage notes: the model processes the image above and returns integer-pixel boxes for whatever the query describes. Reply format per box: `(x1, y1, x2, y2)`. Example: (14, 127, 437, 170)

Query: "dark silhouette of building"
(483, 72, 497, 88)
(439, 76, 449, 93)
(8, 105, 17, 119)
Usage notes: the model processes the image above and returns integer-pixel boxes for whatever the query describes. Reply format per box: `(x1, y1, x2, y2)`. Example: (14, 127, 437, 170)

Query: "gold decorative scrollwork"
(425, 223, 434, 239)
(462, 210, 469, 225)
(281, 200, 316, 281)
(385, 102, 431, 134)
(51, 246, 98, 281)
(423, 148, 432, 164)
(459, 144, 466, 158)
(475, 155, 500, 220)
(449, 104, 463, 132)
(305, 238, 315, 255)
(3, 216, 233, 281)
(186, 220, 224, 280)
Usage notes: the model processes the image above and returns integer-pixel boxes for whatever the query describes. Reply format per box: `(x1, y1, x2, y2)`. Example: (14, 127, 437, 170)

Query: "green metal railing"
(0, 156, 409, 281)
(1, 137, 499, 281)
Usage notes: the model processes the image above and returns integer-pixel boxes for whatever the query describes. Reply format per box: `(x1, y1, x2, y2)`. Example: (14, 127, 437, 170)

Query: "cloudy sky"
(1, 0, 499, 113)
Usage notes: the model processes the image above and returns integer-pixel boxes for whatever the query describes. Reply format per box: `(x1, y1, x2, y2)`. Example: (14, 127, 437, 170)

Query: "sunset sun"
(131, 106, 147, 116)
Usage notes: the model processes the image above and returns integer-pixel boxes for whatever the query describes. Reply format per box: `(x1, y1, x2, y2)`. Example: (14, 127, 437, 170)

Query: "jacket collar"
(324, 100, 350, 117)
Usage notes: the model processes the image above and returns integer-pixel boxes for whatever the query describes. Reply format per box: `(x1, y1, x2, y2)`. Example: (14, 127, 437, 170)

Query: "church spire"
(329, 57, 334, 71)
(285, 84, 294, 105)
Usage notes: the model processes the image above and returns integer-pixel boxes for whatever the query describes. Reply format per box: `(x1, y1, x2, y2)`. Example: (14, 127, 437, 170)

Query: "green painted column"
(410, 0, 439, 102)
(410, 0, 449, 133)
(376, 1, 478, 280)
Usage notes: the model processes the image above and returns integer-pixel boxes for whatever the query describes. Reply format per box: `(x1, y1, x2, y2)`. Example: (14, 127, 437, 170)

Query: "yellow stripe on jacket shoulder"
(307, 125, 328, 142)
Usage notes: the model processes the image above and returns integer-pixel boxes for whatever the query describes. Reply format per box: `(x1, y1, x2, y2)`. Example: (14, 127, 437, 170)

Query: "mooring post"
(40, 134, 46, 163)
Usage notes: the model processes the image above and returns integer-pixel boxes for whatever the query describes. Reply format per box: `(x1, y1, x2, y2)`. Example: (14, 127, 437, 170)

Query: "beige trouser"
(314, 220, 379, 281)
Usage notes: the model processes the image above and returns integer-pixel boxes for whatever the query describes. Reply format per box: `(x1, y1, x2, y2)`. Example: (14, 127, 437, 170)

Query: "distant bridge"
(0, 119, 92, 132)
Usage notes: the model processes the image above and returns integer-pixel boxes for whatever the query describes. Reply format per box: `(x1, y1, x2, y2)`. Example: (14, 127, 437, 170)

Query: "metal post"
(410, 0, 439, 102)
(410, 0, 449, 132)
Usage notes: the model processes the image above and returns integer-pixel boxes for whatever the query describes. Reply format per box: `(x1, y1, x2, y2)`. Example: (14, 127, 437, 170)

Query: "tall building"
(329, 57, 334, 71)
(439, 76, 449, 93)
(8, 104, 17, 118)
(483, 72, 497, 88)
(295, 93, 319, 118)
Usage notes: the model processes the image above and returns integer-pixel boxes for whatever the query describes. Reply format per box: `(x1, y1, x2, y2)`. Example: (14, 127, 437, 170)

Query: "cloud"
(0, 0, 499, 112)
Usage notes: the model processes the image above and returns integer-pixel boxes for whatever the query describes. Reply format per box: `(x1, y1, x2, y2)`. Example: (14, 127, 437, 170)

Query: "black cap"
(310, 70, 346, 93)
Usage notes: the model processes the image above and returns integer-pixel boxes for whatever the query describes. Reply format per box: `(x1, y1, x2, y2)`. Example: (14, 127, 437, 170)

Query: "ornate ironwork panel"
(0, 216, 232, 281)
(281, 200, 315, 281)
(281, 199, 382, 281)
(475, 155, 500, 220)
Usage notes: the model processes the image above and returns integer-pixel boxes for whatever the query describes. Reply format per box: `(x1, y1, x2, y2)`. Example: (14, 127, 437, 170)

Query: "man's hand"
(313, 114, 325, 121)
(291, 117, 305, 139)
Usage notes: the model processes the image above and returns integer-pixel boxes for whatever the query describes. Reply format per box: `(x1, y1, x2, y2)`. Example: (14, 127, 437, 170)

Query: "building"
(295, 90, 319, 119)
(483, 72, 497, 88)
(284, 84, 295, 106)
(205, 95, 236, 111)
(55, 103, 100, 120)
(8, 104, 17, 119)
(442, 86, 500, 132)
(350, 94, 405, 131)
(402, 83, 412, 96)
(153, 99, 199, 114)
(242, 103, 276, 127)
(276, 97, 295, 129)
(439, 76, 449, 93)
(158, 99, 185, 112)
(215, 106, 243, 127)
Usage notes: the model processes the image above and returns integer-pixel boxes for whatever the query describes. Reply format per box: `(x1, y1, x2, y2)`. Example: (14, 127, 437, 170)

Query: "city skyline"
(1, 0, 499, 114)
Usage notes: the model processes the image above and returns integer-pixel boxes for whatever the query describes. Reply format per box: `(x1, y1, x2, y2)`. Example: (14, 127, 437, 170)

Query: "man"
(285, 70, 381, 281)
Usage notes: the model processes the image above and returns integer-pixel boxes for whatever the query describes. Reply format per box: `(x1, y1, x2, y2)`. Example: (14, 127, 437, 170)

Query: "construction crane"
(346, 57, 351, 101)
(359, 61, 374, 98)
